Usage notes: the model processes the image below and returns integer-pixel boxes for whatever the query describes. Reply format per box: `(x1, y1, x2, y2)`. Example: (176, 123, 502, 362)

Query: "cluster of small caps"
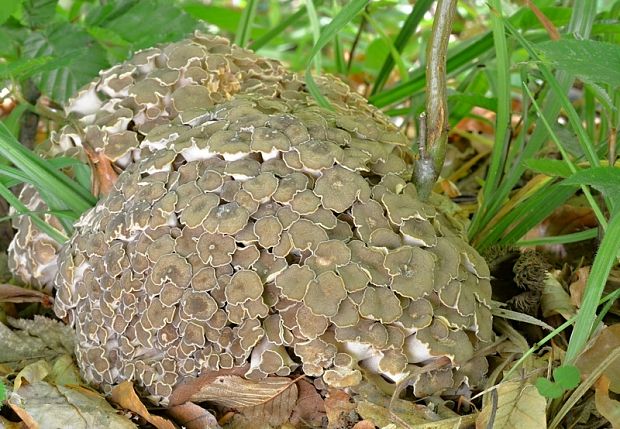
(9, 32, 403, 290)
(54, 89, 493, 406)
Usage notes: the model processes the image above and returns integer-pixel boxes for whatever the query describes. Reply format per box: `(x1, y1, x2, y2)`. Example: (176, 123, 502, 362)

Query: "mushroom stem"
(414, 0, 457, 201)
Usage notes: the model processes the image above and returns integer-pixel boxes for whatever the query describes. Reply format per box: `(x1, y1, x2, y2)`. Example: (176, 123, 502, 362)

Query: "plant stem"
(414, 0, 457, 200)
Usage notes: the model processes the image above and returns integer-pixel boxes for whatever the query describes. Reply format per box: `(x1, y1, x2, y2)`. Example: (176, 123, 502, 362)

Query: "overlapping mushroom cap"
(9, 32, 401, 291)
(54, 82, 493, 405)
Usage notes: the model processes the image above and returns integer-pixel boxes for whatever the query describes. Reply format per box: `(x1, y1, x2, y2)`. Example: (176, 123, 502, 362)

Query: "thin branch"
(414, 0, 457, 200)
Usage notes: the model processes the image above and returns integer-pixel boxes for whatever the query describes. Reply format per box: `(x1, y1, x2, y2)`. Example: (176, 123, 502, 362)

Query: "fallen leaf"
(594, 376, 620, 428)
(183, 373, 297, 410)
(541, 272, 576, 319)
(0, 415, 27, 428)
(0, 284, 52, 306)
(169, 366, 248, 406)
(13, 360, 50, 391)
(576, 324, 620, 394)
(237, 378, 298, 427)
(49, 354, 82, 386)
(167, 402, 220, 429)
(352, 420, 376, 429)
(9, 381, 135, 429)
(476, 381, 547, 429)
(289, 379, 326, 428)
(325, 389, 356, 429)
(110, 381, 175, 429)
(0, 316, 74, 366)
(569, 267, 589, 307)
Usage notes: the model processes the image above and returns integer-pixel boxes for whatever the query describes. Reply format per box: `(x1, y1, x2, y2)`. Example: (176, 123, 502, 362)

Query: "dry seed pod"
(9, 32, 404, 292)
(54, 74, 493, 405)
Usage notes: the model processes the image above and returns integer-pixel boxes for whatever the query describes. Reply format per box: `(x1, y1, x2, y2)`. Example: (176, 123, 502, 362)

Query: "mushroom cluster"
(11, 33, 493, 406)
(9, 32, 393, 291)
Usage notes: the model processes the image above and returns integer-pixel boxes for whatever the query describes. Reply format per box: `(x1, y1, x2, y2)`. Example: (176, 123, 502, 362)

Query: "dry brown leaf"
(237, 380, 298, 428)
(169, 366, 248, 406)
(325, 389, 356, 429)
(523, 205, 598, 262)
(569, 267, 590, 307)
(594, 375, 620, 428)
(576, 324, 620, 394)
(185, 374, 297, 409)
(167, 402, 220, 429)
(352, 420, 376, 429)
(9, 381, 135, 429)
(87, 150, 119, 197)
(525, 0, 560, 40)
(0, 415, 28, 428)
(289, 379, 326, 428)
(110, 381, 175, 429)
(0, 284, 52, 306)
(541, 273, 576, 319)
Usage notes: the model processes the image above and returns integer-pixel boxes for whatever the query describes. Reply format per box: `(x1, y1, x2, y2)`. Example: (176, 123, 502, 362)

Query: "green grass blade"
(234, 0, 259, 47)
(469, 1, 597, 241)
(0, 122, 95, 214)
(250, 6, 307, 50)
(481, 0, 511, 213)
(305, 0, 322, 73)
(304, 0, 369, 109)
(516, 228, 598, 247)
(363, 11, 408, 82)
(371, 0, 433, 95)
(565, 212, 620, 363)
(369, 31, 495, 107)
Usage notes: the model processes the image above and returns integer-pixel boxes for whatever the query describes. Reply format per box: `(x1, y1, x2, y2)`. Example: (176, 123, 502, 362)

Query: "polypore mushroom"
(8, 34, 494, 406)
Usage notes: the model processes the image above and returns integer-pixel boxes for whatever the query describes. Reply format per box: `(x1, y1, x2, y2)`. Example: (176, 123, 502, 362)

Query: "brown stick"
(414, 0, 457, 200)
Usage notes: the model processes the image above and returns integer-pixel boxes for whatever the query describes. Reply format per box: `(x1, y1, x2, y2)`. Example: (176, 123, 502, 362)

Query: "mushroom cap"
(10, 33, 492, 406)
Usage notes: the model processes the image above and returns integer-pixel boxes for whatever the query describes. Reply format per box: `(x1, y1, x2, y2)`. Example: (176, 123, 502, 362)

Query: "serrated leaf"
(102, 0, 197, 51)
(537, 39, 620, 88)
(561, 167, 620, 213)
(477, 381, 547, 428)
(22, 0, 58, 28)
(535, 378, 563, 399)
(553, 365, 580, 390)
(22, 22, 108, 102)
(0, 0, 21, 25)
(524, 158, 573, 178)
(84, 0, 138, 27)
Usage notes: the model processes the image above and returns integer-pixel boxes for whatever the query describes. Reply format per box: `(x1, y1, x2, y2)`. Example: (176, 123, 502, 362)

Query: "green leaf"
(102, 0, 197, 51)
(0, 0, 21, 25)
(0, 55, 69, 81)
(523, 158, 573, 178)
(537, 39, 620, 88)
(84, 0, 137, 27)
(23, 22, 109, 102)
(553, 365, 580, 390)
(304, 0, 369, 108)
(0, 379, 6, 402)
(562, 167, 620, 212)
(183, 3, 241, 33)
(22, 0, 58, 28)
(535, 377, 563, 399)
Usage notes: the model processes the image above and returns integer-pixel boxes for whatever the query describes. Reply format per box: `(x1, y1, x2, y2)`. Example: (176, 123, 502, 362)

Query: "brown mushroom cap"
(33, 34, 494, 406)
